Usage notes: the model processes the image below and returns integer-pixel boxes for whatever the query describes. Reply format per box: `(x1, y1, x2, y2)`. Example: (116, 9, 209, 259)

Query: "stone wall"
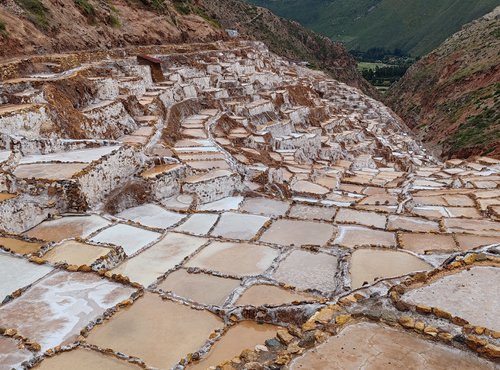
(182, 172, 243, 203)
(82, 101, 137, 139)
(76, 147, 144, 208)
(0, 105, 54, 140)
(0, 194, 56, 234)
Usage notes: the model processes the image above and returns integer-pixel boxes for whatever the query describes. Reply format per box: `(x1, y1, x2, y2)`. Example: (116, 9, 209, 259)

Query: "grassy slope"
(246, 0, 499, 56)
(386, 7, 500, 159)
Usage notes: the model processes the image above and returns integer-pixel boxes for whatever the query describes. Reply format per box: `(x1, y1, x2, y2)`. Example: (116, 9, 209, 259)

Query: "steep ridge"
(247, 0, 500, 56)
(0, 0, 374, 96)
(386, 7, 500, 159)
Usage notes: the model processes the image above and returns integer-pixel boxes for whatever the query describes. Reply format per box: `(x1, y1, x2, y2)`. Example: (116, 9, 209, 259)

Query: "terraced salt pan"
(334, 208, 386, 229)
(443, 218, 500, 236)
(186, 160, 229, 170)
(141, 163, 182, 178)
(199, 196, 244, 211)
(42, 240, 111, 266)
(25, 215, 111, 242)
(34, 348, 141, 370)
(0, 271, 135, 351)
(273, 250, 338, 292)
(111, 233, 208, 286)
(291, 180, 329, 196)
(349, 249, 432, 289)
(387, 215, 440, 232)
(412, 205, 449, 218)
(159, 269, 240, 305)
(236, 284, 316, 306)
(0, 236, 42, 254)
(13, 163, 88, 180)
(0, 192, 16, 202)
(399, 233, 457, 253)
(0, 336, 33, 369)
(260, 219, 335, 247)
(358, 194, 398, 205)
(402, 266, 500, 331)
(454, 234, 499, 250)
(19, 146, 120, 164)
(190, 322, 281, 370)
(211, 212, 269, 240)
(162, 194, 194, 211)
(333, 226, 396, 248)
(446, 207, 481, 218)
(240, 197, 290, 217)
(116, 204, 186, 229)
(90, 224, 161, 256)
(174, 213, 219, 236)
(0, 252, 52, 300)
(290, 322, 497, 370)
(0, 150, 11, 162)
(185, 241, 279, 277)
(175, 146, 219, 153)
(86, 293, 223, 369)
(288, 204, 336, 221)
(184, 169, 232, 184)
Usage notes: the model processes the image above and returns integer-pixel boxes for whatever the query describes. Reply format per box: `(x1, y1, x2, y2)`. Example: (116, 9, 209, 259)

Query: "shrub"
(15, 0, 49, 29)
(74, 0, 97, 23)
(0, 19, 6, 35)
(173, 0, 191, 15)
(109, 12, 121, 28)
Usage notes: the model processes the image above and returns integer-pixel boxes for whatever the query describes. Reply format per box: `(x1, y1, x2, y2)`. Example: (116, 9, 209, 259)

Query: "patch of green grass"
(15, 0, 49, 30)
(490, 27, 500, 38)
(75, 0, 97, 23)
(0, 18, 6, 36)
(136, 0, 166, 12)
(446, 106, 500, 153)
(357, 61, 395, 72)
(191, 5, 221, 28)
(109, 12, 121, 28)
(173, 0, 191, 15)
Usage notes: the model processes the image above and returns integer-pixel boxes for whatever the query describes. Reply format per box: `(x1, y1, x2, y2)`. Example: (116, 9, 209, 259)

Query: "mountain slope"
(198, 0, 377, 95)
(386, 7, 500, 159)
(246, 0, 500, 56)
(0, 0, 225, 58)
(0, 0, 374, 95)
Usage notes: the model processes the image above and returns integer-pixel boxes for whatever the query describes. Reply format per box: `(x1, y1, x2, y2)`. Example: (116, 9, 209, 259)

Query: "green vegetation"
(360, 63, 411, 91)
(137, 0, 167, 11)
(171, 0, 220, 27)
(355, 48, 415, 90)
(15, 0, 49, 30)
(0, 18, 6, 36)
(246, 0, 499, 56)
(74, 0, 96, 22)
(446, 106, 500, 154)
(490, 27, 500, 39)
(357, 62, 394, 71)
(109, 11, 121, 28)
(172, 0, 191, 15)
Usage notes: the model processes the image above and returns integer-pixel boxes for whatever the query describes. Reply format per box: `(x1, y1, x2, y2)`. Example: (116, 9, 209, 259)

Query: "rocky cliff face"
(198, 0, 377, 97)
(386, 7, 500, 159)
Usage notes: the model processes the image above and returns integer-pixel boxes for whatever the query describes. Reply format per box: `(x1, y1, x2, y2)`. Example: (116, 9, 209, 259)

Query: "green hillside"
(246, 0, 500, 56)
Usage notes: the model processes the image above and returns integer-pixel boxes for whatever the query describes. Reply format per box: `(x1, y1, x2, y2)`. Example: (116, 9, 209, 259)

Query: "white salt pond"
(90, 224, 161, 256)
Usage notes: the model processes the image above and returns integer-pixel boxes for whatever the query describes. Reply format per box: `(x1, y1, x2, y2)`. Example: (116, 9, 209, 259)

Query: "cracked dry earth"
(0, 40, 499, 370)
